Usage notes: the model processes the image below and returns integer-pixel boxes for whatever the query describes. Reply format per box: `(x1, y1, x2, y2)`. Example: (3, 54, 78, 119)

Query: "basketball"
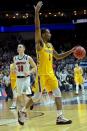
(73, 46, 86, 59)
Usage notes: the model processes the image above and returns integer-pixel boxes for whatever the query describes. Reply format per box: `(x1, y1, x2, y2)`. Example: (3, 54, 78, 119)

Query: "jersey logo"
(16, 62, 26, 65)
(45, 49, 53, 54)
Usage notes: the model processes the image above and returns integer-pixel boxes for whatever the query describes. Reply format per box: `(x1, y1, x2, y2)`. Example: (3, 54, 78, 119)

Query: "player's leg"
(75, 77, 79, 95)
(81, 84, 85, 94)
(53, 88, 72, 124)
(17, 77, 34, 125)
(16, 78, 27, 125)
(25, 75, 43, 110)
(31, 75, 41, 106)
(75, 84, 79, 94)
(80, 76, 84, 94)
(46, 75, 72, 124)
(18, 93, 41, 125)
(9, 80, 17, 109)
(9, 88, 17, 109)
(17, 94, 28, 125)
(19, 75, 42, 113)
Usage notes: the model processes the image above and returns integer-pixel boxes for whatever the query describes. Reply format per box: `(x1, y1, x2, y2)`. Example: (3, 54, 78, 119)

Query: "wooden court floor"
(0, 91, 87, 131)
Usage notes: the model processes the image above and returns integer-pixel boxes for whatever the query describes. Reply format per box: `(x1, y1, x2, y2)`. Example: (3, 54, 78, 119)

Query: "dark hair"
(18, 44, 26, 49)
(41, 28, 48, 35)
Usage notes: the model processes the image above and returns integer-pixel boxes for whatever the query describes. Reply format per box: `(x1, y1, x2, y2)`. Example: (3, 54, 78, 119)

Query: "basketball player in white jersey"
(13, 44, 37, 125)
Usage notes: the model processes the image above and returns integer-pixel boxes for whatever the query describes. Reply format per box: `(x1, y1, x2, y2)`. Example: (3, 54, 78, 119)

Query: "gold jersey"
(74, 66, 83, 77)
(37, 42, 54, 75)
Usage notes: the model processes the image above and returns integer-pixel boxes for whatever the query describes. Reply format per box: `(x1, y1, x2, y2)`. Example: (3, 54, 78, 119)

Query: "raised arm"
(34, 1, 44, 51)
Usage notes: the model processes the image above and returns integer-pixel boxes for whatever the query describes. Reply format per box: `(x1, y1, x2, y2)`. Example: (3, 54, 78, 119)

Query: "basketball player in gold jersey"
(9, 63, 17, 109)
(74, 64, 84, 95)
(34, 1, 77, 125)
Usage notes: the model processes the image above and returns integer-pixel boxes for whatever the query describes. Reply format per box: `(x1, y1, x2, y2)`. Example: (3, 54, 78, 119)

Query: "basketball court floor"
(0, 90, 87, 131)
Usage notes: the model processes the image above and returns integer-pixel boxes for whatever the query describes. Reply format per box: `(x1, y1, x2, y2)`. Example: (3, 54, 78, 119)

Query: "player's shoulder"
(24, 54, 31, 60)
(28, 55, 33, 61)
(10, 63, 15, 69)
(48, 42, 53, 47)
(10, 63, 13, 67)
(13, 55, 18, 60)
(14, 55, 18, 58)
(24, 54, 33, 62)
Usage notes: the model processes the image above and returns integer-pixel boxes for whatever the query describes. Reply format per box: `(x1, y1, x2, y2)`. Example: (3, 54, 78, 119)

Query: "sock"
(76, 84, 79, 93)
(18, 105, 26, 112)
(12, 101, 16, 107)
(57, 110, 63, 117)
(81, 84, 84, 92)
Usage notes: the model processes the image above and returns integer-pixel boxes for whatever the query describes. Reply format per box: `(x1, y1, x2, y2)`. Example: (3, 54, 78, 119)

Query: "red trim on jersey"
(16, 62, 26, 65)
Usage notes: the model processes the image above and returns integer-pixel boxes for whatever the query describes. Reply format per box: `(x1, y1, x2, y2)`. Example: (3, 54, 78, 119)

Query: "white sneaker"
(75, 92, 79, 95)
(9, 103, 17, 109)
(56, 115, 72, 125)
(18, 110, 27, 125)
(9, 105, 16, 109)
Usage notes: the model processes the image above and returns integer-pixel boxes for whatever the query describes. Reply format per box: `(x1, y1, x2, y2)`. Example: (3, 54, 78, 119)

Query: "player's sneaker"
(9, 104, 17, 109)
(30, 104, 34, 110)
(75, 92, 79, 95)
(56, 115, 72, 125)
(18, 110, 27, 125)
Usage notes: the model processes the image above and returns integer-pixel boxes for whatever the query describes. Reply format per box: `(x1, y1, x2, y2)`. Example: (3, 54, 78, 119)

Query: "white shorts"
(16, 76, 32, 96)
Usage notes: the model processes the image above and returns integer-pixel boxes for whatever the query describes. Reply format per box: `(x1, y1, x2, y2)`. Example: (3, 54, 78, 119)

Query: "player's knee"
(32, 92, 41, 102)
(53, 88, 61, 97)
